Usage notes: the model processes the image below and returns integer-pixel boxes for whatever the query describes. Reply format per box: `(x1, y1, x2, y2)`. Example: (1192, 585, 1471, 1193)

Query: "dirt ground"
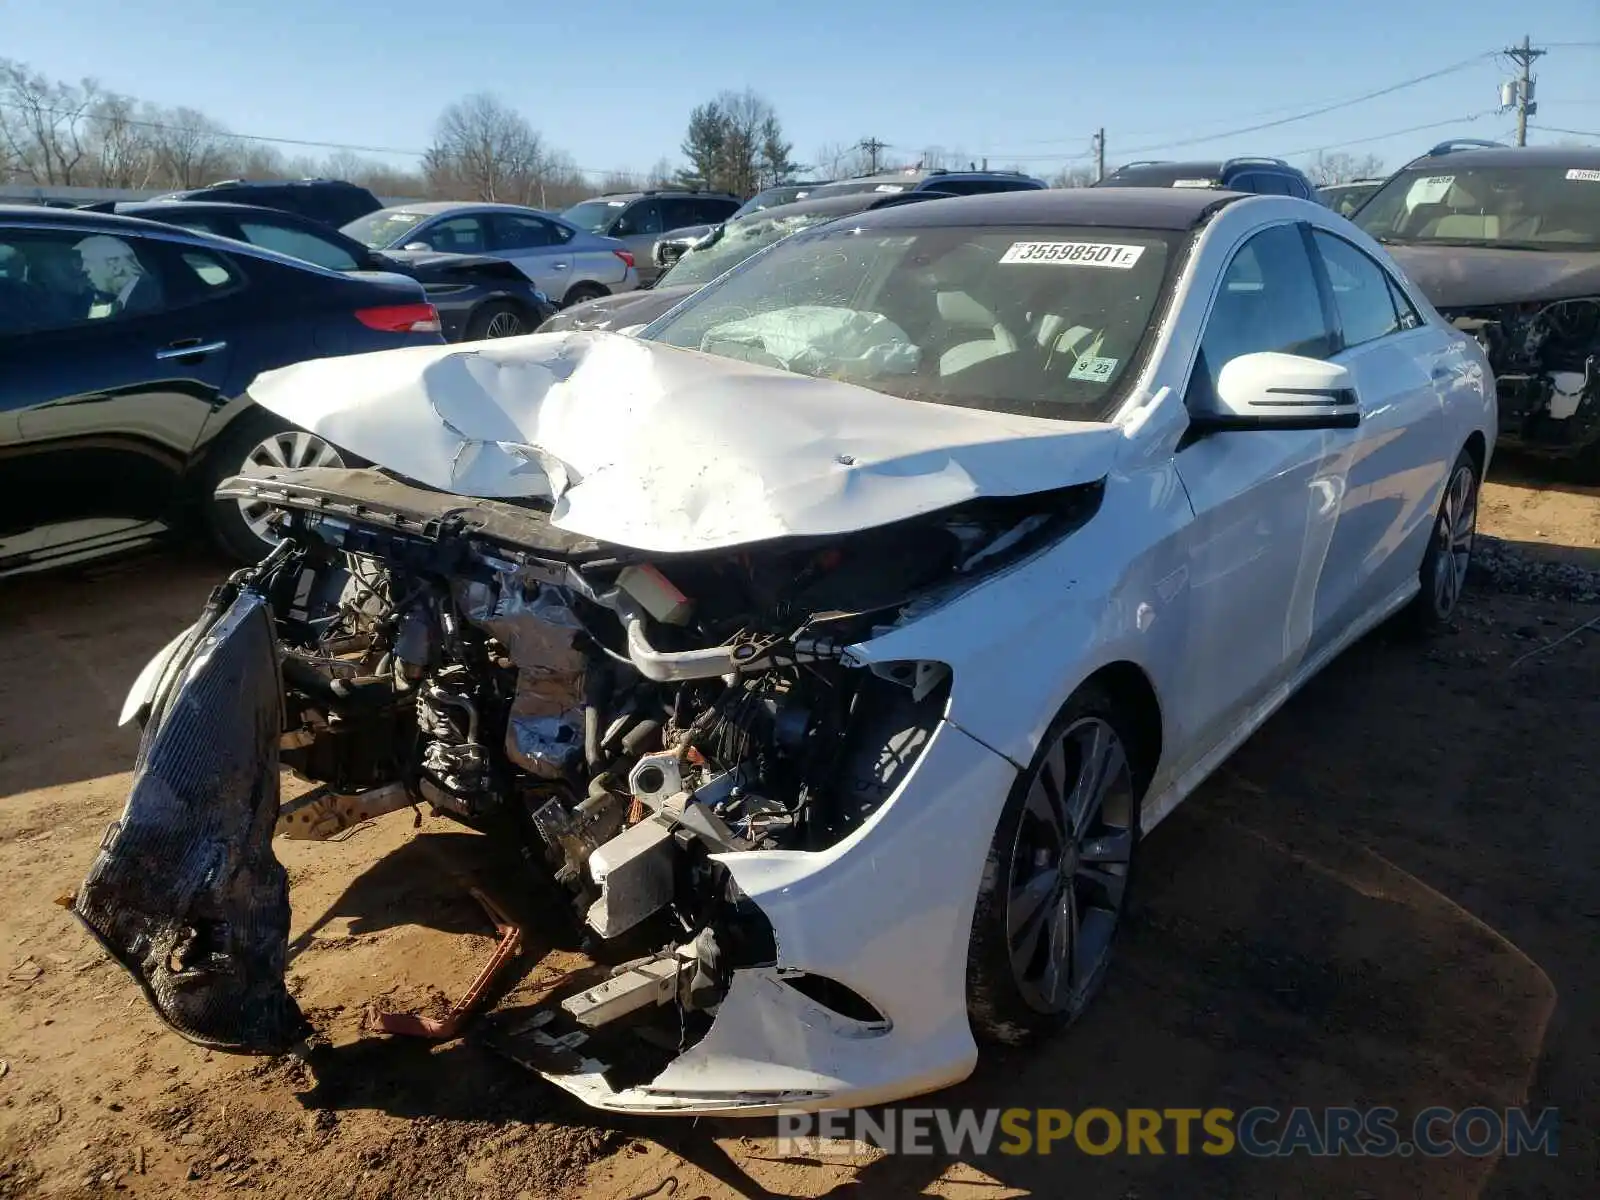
(1, 465, 1596, 1200)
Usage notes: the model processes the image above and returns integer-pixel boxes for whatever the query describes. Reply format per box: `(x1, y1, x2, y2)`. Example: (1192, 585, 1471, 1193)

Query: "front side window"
(1188, 223, 1333, 407)
(1355, 164, 1600, 251)
(645, 222, 1179, 422)
(0, 230, 171, 335)
(413, 216, 487, 254)
(613, 200, 663, 237)
(237, 221, 359, 271)
(1312, 230, 1403, 348)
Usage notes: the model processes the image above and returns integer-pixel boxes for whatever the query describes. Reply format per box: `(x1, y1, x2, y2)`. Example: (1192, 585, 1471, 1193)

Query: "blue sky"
(4, 1, 1597, 183)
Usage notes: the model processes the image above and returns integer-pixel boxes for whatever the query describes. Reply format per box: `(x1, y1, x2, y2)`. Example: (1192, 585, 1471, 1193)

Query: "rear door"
(488, 212, 574, 293)
(1305, 227, 1449, 636)
(0, 227, 239, 572)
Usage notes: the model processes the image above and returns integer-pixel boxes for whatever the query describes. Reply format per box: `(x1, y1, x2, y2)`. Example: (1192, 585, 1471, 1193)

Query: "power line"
(1268, 110, 1502, 159)
(1533, 124, 1600, 138)
(1000, 52, 1493, 150)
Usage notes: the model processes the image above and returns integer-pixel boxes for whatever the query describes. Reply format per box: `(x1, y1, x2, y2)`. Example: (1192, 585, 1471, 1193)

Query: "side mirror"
(1192, 351, 1360, 432)
(654, 241, 687, 269)
(402, 241, 430, 252)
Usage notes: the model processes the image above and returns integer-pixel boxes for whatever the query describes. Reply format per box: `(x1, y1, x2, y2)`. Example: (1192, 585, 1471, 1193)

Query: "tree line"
(2, 57, 1384, 208)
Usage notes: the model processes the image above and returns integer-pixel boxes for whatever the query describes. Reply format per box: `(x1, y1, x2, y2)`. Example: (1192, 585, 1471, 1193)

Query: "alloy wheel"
(1431, 462, 1478, 618)
(1005, 716, 1136, 1014)
(236, 430, 344, 543)
(484, 310, 524, 338)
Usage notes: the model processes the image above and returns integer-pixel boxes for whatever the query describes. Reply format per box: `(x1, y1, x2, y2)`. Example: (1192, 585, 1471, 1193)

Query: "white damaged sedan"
(76, 188, 1494, 1116)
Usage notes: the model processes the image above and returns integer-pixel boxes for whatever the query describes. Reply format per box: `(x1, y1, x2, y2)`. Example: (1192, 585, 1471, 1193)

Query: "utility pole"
(859, 137, 888, 174)
(1502, 36, 1545, 147)
(1092, 128, 1105, 182)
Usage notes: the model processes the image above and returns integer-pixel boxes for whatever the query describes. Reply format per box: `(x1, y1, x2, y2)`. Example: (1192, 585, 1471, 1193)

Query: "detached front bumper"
(74, 589, 308, 1052)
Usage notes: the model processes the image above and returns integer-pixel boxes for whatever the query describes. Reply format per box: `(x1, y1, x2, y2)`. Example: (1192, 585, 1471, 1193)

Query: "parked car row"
(6, 138, 1595, 583)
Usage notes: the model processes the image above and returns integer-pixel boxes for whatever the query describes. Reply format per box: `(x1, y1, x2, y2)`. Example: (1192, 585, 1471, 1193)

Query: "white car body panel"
(121, 193, 1496, 1114)
(246, 332, 1124, 555)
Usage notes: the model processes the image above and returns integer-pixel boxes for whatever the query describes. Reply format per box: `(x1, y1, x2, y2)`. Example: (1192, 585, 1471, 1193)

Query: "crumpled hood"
(1389, 243, 1600, 309)
(246, 331, 1120, 555)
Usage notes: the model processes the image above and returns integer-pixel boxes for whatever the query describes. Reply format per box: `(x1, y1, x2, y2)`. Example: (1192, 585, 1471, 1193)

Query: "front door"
(1168, 221, 1359, 767)
(0, 228, 236, 573)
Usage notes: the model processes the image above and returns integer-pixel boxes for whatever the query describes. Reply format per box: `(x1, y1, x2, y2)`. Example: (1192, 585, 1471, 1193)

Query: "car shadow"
(282, 715, 1559, 1199)
(0, 545, 225, 796)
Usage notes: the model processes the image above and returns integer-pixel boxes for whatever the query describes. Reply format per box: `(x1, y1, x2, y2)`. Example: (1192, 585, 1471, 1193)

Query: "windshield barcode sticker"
(1000, 241, 1145, 268)
(1566, 169, 1600, 182)
(1171, 179, 1215, 188)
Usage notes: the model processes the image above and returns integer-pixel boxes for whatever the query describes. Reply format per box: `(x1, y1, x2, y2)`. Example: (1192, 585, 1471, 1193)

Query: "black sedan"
(0, 205, 446, 576)
(99, 200, 556, 341)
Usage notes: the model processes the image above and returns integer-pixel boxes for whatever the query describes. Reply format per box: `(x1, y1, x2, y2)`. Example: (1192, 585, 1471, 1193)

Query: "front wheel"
(966, 685, 1142, 1046)
(1405, 447, 1480, 632)
(202, 412, 348, 563)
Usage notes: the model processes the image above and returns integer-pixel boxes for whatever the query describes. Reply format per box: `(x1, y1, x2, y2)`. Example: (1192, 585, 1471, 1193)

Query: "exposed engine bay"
(1448, 297, 1600, 454)
(73, 465, 1097, 1095)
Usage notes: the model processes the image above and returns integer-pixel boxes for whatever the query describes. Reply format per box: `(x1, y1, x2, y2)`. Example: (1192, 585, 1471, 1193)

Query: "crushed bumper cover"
(73, 589, 308, 1052)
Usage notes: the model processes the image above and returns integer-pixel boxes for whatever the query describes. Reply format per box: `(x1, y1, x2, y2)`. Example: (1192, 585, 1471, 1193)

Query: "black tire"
(1403, 446, 1480, 633)
(966, 683, 1144, 1046)
(561, 282, 608, 308)
(464, 300, 529, 341)
(201, 410, 349, 563)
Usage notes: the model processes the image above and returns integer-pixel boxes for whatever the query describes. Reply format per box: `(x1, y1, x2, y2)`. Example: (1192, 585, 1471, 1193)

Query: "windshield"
(659, 211, 837, 288)
(561, 199, 625, 234)
(1099, 166, 1219, 189)
(809, 180, 915, 198)
(340, 209, 429, 249)
(1355, 164, 1600, 251)
(643, 223, 1178, 422)
(730, 186, 818, 219)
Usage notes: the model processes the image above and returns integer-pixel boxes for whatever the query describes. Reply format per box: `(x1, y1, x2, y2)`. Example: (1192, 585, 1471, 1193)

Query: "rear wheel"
(562, 282, 608, 308)
(966, 684, 1142, 1045)
(464, 300, 528, 341)
(202, 412, 347, 563)
(1404, 447, 1479, 632)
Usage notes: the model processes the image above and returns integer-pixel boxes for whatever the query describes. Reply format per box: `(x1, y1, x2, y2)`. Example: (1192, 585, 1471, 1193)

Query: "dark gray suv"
(1095, 157, 1317, 199)
(561, 189, 742, 284)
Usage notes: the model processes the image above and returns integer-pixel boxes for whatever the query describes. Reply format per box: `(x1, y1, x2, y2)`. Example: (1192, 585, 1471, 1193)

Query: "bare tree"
(424, 93, 547, 204)
(645, 157, 677, 188)
(600, 168, 641, 193)
(1050, 164, 1097, 187)
(814, 140, 873, 180)
(0, 59, 97, 184)
(1305, 150, 1386, 186)
(146, 106, 235, 188)
(84, 93, 155, 188)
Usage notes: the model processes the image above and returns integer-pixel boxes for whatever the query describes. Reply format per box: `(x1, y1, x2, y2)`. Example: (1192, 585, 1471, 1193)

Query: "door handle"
(552, 262, 569, 270)
(156, 339, 227, 361)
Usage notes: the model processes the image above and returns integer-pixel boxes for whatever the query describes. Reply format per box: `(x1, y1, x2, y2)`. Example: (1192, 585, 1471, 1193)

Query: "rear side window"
(176, 248, 241, 292)
(237, 221, 360, 271)
(0, 229, 171, 334)
(1312, 230, 1401, 347)
(492, 214, 574, 250)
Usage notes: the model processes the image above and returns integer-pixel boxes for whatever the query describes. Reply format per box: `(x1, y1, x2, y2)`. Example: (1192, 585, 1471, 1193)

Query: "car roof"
(1402, 145, 1600, 170)
(730, 190, 950, 223)
(839, 186, 1246, 232)
(365, 200, 563, 216)
(582, 190, 740, 203)
(115, 200, 324, 220)
(0, 203, 354, 276)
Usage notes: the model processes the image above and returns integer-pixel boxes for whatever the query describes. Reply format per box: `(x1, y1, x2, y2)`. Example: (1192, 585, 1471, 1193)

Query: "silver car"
(341, 202, 638, 305)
